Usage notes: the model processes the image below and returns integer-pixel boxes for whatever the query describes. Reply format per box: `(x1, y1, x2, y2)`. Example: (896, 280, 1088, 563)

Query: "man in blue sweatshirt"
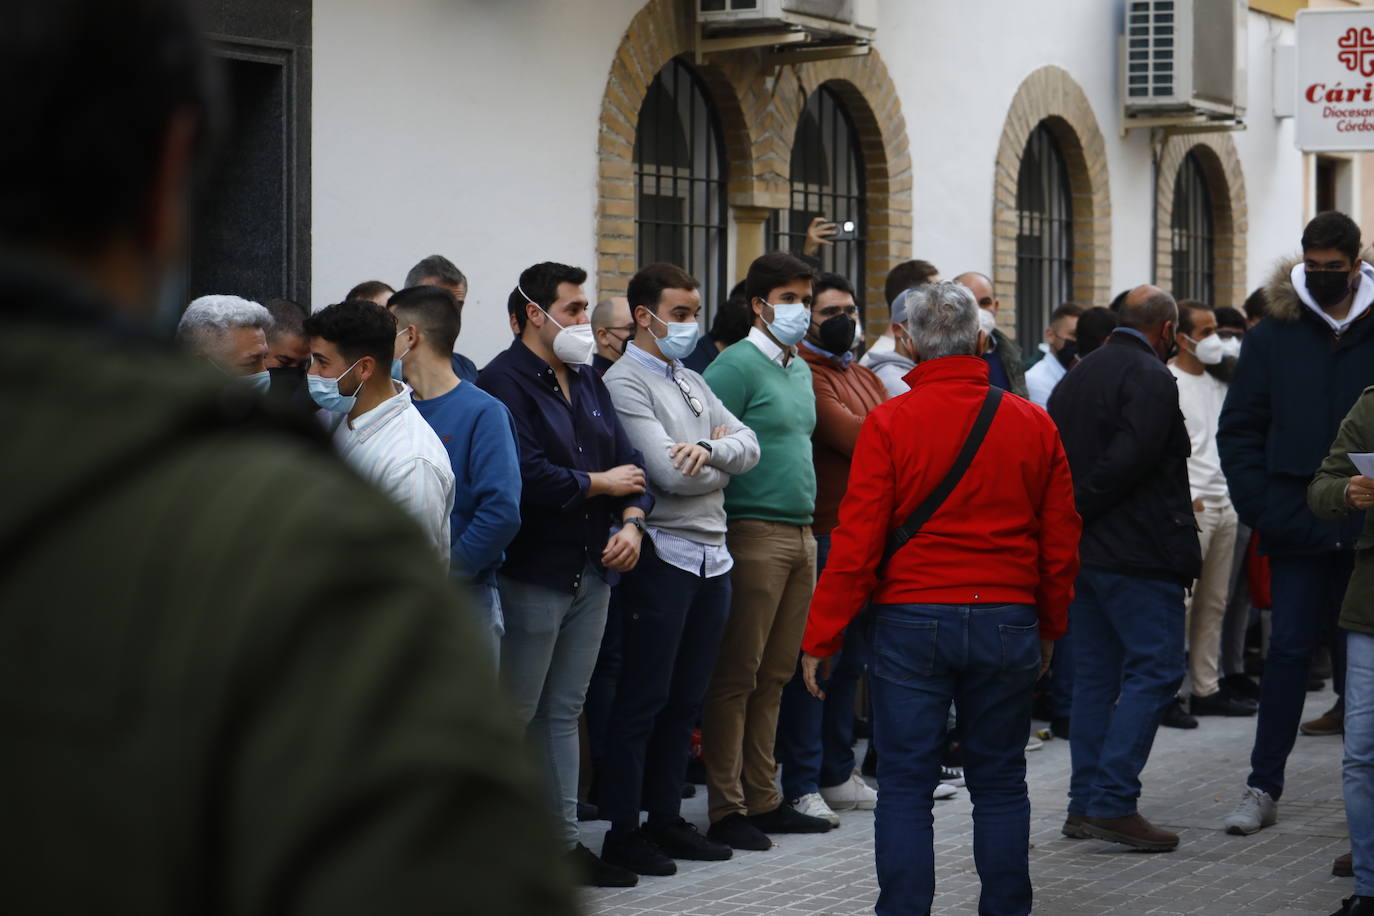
(390, 285, 522, 661)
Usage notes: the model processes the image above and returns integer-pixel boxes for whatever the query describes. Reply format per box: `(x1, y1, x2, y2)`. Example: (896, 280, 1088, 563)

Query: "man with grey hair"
(176, 295, 272, 383)
(405, 254, 478, 381)
(1048, 284, 1201, 853)
(801, 279, 1080, 914)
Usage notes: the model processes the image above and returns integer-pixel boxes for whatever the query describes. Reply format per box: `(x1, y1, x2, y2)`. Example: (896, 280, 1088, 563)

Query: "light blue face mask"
(390, 329, 411, 382)
(242, 369, 271, 394)
(765, 301, 810, 347)
(650, 311, 701, 361)
(308, 358, 364, 413)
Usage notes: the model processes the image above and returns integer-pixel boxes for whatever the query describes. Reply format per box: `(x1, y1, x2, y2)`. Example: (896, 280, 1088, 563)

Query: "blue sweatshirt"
(412, 380, 522, 584)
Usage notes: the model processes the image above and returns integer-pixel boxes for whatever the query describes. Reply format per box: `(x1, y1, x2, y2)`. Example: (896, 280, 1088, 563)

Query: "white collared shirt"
(331, 382, 456, 567)
(746, 325, 793, 367)
(1291, 262, 1374, 334)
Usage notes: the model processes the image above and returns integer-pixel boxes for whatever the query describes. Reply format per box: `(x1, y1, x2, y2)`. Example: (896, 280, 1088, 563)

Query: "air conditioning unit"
(1122, 0, 1247, 121)
(697, 0, 876, 42)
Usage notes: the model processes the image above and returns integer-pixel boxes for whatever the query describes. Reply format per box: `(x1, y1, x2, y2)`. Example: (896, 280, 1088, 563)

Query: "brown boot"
(1302, 707, 1345, 737)
(1062, 814, 1091, 839)
(1336, 852, 1354, 877)
(1080, 813, 1179, 851)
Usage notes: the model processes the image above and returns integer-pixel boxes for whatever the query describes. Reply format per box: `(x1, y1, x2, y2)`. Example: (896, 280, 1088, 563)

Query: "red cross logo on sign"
(1339, 26, 1374, 77)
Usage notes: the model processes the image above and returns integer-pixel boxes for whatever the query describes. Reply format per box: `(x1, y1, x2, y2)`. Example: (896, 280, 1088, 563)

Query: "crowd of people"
(12, 3, 1374, 915)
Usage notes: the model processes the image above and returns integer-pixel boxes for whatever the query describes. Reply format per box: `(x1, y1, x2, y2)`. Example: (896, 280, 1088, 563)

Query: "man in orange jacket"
(802, 281, 1080, 916)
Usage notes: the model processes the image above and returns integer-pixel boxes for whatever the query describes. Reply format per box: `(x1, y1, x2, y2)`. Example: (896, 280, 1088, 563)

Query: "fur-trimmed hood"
(1263, 250, 1374, 323)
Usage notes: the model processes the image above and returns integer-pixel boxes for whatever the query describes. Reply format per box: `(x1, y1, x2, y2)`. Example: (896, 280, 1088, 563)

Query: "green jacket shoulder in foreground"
(0, 283, 575, 915)
(1308, 385, 1374, 635)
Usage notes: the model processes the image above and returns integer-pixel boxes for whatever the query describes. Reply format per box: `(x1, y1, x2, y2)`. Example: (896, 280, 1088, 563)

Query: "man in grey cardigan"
(598, 263, 761, 876)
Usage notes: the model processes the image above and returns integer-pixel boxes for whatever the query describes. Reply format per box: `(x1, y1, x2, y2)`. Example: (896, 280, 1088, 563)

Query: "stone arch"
(1155, 133, 1248, 307)
(595, 0, 755, 296)
(992, 66, 1112, 337)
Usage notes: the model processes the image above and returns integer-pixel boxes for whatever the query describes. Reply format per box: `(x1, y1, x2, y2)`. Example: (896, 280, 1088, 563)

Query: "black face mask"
(1054, 340, 1078, 370)
(1307, 269, 1354, 309)
(1204, 356, 1238, 384)
(268, 365, 307, 398)
(817, 314, 857, 354)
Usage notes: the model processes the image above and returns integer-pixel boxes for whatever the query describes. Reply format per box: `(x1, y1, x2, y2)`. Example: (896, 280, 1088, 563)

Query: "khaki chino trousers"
(1187, 503, 1239, 699)
(703, 518, 817, 822)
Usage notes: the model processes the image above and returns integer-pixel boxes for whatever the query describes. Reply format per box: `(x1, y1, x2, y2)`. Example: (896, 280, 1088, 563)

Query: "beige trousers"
(703, 519, 817, 822)
(1187, 504, 1239, 698)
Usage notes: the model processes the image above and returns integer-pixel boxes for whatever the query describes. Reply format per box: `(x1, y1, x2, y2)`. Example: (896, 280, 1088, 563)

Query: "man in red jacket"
(801, 281, 1080, 916)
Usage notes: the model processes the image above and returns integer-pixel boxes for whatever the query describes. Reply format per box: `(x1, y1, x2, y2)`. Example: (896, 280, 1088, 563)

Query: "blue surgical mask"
(765, 301, 810, 346)
(390, 329, 411, 381)
(242, 369, 271, 394)
(651, 312, 701, 361)
(308, 358, 364, 413)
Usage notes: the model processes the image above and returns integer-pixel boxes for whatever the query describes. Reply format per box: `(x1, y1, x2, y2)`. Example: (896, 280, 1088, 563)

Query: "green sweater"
(1309, 385, 1374, 636)
(704, 338, 817, 525)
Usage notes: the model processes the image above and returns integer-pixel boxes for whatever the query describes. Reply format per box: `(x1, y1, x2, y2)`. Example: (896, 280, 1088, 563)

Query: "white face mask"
(520, 284, 595, 365)
(1188, 333, 1225, 366)
(1219, 336, 1242, 359)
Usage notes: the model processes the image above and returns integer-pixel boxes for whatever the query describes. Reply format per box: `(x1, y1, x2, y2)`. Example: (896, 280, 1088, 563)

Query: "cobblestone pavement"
(581, 687, 1350, 915)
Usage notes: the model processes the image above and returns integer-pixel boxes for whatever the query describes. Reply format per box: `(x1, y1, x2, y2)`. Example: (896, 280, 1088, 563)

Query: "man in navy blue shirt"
(478, 261, 653, 889)
(389, 285, 522, 662)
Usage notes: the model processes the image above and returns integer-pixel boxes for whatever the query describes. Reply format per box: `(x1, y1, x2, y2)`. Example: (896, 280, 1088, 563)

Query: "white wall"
(312, 0, 645, 366)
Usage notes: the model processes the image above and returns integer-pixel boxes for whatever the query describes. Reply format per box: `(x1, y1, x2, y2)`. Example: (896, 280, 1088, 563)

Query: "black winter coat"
(1217, 259, 1374, 557)
(1048, 330, 1201, 585)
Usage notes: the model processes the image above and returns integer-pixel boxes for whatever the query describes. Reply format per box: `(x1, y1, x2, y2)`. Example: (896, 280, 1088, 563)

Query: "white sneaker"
(793, 792, 841, 827)
(821, 772, 878, 811)
(1025, 735, 1044, 752)
(1223, 786, 1277, 835)
(933, 783, 959, 800)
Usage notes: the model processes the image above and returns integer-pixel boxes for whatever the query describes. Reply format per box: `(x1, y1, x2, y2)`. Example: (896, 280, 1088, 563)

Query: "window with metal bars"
(1015, 124, 1074, 354)
(633, 59, 728, 322)
(1171, 151, 1214, 303)
(767, 86, 865, 311)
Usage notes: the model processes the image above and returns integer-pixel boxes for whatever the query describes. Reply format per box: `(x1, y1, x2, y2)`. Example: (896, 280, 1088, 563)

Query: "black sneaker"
(1220, 673, 1261, 703)
(1331, 895, 1374, 916)
(939, 765, 965, 786)
(707, 812, 772, 851)
(645, 818, 733, 861)
(1161, 698, 1198, 730)
(681, 783, 697, 799)
(748, 803, 833, 834)
(1191, 689, 1257, 717)
(601, 828, 676, 877)
(567, 842, 638, 888)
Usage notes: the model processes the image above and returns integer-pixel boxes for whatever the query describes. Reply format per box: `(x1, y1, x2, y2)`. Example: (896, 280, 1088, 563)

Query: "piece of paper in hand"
(1350, 453, 1374, 479)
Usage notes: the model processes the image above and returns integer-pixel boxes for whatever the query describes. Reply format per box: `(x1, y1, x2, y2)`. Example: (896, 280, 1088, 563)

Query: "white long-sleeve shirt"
(330, 382, 456, 565)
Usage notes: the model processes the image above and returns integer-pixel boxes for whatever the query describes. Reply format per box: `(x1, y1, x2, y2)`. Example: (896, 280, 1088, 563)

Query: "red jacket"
(802, 356, 1081, 657)
(800, 345, 889, 535)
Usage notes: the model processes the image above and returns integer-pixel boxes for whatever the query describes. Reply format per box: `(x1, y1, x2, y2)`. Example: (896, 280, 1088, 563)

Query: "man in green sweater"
(0, 2, 574, 913)
(701, 252, 830, 850)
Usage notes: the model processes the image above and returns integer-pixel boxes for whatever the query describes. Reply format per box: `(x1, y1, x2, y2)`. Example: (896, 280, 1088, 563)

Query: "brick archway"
(992, 66, 1112, 337)
(1155, 133, 1248, 308)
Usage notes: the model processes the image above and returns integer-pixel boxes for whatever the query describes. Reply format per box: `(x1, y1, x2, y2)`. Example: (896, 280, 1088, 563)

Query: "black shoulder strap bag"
(880, 386, 1004, 568)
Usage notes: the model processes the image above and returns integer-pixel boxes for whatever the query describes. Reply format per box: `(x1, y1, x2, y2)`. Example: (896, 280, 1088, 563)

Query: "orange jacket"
(800, 345, 889, 535)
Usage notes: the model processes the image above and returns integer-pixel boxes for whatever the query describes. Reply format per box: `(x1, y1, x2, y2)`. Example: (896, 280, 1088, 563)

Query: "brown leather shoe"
(1062, 814, 1091, 839)
(1336, 851, 1354, 877)
(1080, 813, 1179, 851)
(1302, 709, 1345, 736)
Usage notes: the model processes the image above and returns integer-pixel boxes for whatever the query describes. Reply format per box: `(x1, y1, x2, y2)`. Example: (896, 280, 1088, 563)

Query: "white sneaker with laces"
(1223, 785, 1277, 835)
(793, 792, 841, 827)
(821, 772, 878, 811)
(933, 783, 959, 800)
(1025, 735, 1044, 752)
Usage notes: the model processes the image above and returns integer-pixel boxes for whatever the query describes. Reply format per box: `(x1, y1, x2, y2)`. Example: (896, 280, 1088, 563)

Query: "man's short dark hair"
(814, 272, 856, 300)
(884, 260, 939, 307)
(1050, 301, 1085, 324)
(1243, 285, 1268, 322)
(1, 0, 219, 252)
(710, 280, 752, 346)
(302, 299, 397, 371)
(627, 263, 700, 314)
(1076, 306, 1119, 357)
(507, 262, 587, 333)
(1214, 306, 1246, 331)
(345, 280, 395, 303)
(406, 255, 467, 291)
(1302, 211, 1362, 262)
(745, 252, 815, 305)
(1176, 298, 1214, 336)
(264, 298, 308, 342)
(388, 285, 461, 357)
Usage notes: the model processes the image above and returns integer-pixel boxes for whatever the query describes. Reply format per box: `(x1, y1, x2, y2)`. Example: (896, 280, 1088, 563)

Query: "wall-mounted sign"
(1297, 8, 1374, 151)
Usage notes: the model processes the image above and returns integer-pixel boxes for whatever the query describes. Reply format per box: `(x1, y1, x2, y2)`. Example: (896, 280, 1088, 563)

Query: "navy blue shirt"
(478, 340, 653, 593)
(984, 348, 1012, 392)
(450, 352, 479, 383)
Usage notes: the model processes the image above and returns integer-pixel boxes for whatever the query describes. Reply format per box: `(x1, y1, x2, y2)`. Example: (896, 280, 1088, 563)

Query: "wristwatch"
(624, 516, 647, 535)
(696, 440, 714, 453)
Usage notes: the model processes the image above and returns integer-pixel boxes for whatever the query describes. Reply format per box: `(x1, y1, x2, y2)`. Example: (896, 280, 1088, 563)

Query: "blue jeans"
(599, 539, 731, 832)
(869, 602, 1040, 916)
(1068, 569, 1185, 819)
(1347, 631, 1374, 896)
(464, 579, 504, 669)
(777, 533, 870, 798)
(498, 562, 611, 849)
(1249, 552, 1352, 799)
(1049, 628, 1074, 722)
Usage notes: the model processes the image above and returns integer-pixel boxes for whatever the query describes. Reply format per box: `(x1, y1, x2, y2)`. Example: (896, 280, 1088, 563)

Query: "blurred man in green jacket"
(0, 2, 574, 914)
